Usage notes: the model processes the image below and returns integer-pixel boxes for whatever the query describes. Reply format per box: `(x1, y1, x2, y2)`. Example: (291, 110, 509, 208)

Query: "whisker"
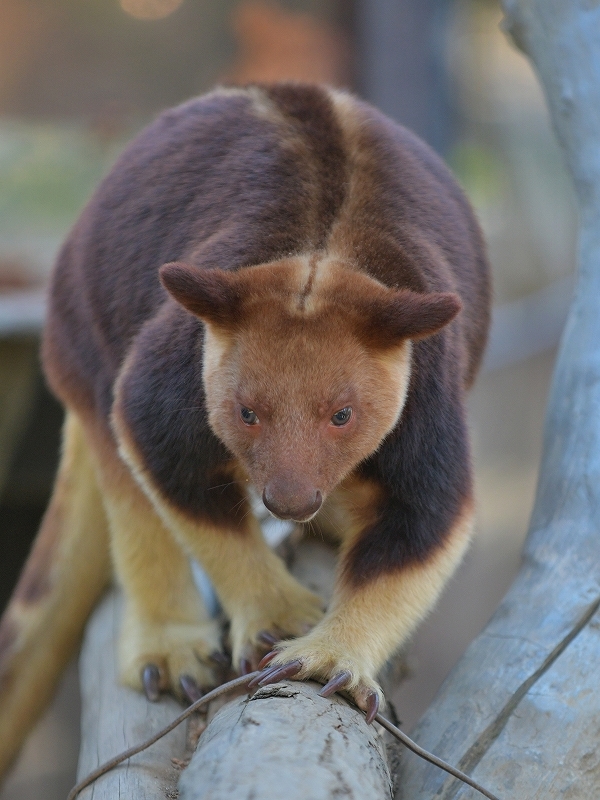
(318, 507, 344, 539)
(229, 497, 248, 515)
(206, 481, 246, 493)
(238, 507, 254, 524)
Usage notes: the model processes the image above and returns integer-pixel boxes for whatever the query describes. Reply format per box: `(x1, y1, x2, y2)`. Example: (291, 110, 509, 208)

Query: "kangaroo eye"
(331, 407, 352, 426)
(240, 406, 259, 425)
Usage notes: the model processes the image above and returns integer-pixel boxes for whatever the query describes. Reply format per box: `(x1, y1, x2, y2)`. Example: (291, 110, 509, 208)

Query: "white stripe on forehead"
(290, 254, 340, 315)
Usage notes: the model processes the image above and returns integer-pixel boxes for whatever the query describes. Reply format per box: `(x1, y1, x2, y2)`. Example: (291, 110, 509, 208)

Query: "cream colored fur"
(112, 374, 473, 707)
(270, 503, 474, 704)
(112, 409, 323, 670)
(91, 443, 222, 694)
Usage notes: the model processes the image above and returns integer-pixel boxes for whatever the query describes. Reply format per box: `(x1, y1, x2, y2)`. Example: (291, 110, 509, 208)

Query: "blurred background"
(0, 0, 577, 797)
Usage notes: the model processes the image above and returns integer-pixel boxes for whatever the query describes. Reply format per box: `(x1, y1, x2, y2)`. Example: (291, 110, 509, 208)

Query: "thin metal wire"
(66, 674, 501, 800)
(374, 713, 500, 800)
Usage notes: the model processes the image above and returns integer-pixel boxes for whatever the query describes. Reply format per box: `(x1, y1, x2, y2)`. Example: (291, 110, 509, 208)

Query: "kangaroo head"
(160, 257, 460, 522)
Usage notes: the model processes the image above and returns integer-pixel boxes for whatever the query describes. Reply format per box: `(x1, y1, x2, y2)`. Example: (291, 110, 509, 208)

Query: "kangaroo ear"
(159, 262, 240, 325)
(362, 290, 462, 345)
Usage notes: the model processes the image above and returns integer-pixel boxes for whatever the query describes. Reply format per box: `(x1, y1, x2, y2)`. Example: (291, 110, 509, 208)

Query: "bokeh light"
(119, 0, 184, 21)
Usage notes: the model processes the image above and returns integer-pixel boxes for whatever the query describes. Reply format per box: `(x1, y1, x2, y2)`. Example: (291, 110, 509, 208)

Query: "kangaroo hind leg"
(0, 411, 111, 779)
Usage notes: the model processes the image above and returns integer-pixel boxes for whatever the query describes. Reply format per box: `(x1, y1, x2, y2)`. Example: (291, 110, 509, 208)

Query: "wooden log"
(395, 2, 600, 798)
(76, 590, 188, 799)
(178, 680, 392, 800)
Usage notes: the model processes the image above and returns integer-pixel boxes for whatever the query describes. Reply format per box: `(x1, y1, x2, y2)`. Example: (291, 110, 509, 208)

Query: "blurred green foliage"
(448, 139, 507, 210)
(0, 122, 126, 235)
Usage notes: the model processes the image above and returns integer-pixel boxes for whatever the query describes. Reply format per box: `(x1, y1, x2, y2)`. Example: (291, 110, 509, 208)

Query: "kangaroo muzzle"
(262, 477, 323, 522)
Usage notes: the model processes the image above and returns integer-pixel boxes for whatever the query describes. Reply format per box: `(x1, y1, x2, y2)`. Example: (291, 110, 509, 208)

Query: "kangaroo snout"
(262, 479, 323, 522)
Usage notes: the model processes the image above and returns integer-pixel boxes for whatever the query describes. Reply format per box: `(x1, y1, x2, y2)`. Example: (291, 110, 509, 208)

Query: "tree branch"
(395, 2, 600, 797)
(178, 680, 391, 800)
(76, 591, 188, 800)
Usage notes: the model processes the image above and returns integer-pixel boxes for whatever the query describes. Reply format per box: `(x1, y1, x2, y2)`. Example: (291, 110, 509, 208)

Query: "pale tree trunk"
(395, 2, 600, 798)
(76, 591, 188, 800)
(178, 680, 391, 800)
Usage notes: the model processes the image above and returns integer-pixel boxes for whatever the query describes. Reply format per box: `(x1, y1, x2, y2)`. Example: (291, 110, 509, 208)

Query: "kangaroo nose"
(262, 486, 323, 522)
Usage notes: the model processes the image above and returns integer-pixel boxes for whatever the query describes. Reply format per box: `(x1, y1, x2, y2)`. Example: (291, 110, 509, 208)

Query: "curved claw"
(247, 662, 280, 689)
(365, 691, 380, 725)
(318, 670, 352, 698)
(239, 658, 252, 676)
(257, 630, 279, 647)
(246, 673, 263, 690)
(209, 650, 230, 667)
(142, 664, 161, 702)
(258, 650, 278, 670)
(180, 674, 203, 704)
(257, 659, 302, 686)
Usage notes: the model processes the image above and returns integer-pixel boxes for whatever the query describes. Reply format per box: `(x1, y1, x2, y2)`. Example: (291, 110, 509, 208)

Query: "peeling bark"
(178, 681, 392, 800)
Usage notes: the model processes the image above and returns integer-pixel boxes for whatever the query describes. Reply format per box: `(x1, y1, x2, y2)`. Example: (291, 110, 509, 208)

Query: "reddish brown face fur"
(205, 305, 408, 521)
(160, 256, 460, 521)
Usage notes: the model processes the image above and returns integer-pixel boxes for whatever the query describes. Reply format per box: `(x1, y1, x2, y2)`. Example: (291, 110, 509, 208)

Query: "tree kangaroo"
(0, 83, 490, 775)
